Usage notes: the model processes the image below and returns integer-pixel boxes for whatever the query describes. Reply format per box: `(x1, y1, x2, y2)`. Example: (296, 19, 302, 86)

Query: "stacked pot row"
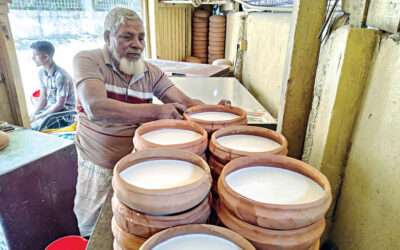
(111, 148, 212, 249)
(216, 155, 332, 249)
(192, 10, 210, 64)
(208, 15, 226, 64)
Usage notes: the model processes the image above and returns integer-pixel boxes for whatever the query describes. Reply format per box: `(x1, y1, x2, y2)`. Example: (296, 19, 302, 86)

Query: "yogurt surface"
(217, 134, 281, 152)
(153, 234, 242, 250)
(190, 112, 239, 121)
(226, 166, 325, 204)
(142, 128, 202, 145)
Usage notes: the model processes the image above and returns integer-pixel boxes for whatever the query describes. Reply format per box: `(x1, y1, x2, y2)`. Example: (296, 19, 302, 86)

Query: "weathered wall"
(330, 35, 400, 249)
(225, 12, 291, 118)
(302, 25, 379, 241)
(242, 12, 291, 118)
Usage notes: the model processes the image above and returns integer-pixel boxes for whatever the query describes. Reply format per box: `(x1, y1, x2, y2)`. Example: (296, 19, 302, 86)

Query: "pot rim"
(209, 125, 288, 157)
(113, 148, 211, 195)
(139, 224, 256, 250)
(218, 154, 332, 209)
(182, 104, 247, 125)
(134, 119, 208, 152)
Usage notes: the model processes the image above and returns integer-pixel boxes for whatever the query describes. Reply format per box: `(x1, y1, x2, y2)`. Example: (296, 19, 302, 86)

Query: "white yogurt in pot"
(153, 234, 242, 250)
(217, 134, 281, 152)
(142, 128, 202, 145)
(120, 160, 204, 189)
(226, 166, 325, 205)
(190, 112, 239, 121)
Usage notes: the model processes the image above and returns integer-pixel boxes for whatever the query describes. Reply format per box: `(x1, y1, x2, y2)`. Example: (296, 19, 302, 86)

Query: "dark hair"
(30, 41, 55, 59)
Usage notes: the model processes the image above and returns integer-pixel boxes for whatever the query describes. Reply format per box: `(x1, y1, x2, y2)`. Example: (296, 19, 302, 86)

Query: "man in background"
(30, 41, 76, 130)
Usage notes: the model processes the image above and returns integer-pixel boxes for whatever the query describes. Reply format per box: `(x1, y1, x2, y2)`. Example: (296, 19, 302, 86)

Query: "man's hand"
(218, 99, 231, 108)
(157, 103, 188, 120)
(30, 114, 38, 123)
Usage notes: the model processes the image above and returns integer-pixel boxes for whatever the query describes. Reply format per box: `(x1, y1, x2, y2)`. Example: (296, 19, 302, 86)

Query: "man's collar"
(45, 63, 57, 77)
(102, 44, 149, 73)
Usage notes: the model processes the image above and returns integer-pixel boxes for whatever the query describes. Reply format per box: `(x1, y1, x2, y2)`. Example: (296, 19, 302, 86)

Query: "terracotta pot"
(192, 53, 208, 58)
(183, 105, 247, 134)
(208, 154, 225, 180)
(210, 22, 226, 28)
(210, 27, 226, 33)
(218, 155, 332, 230)
(192, 27, 208, 33)
(194, 10, 210, 18)
(216, 201, 325, 250)
(112, 216, 147, 250)
(139, 224, 255, 250)
(193, 36, 207, 41)
(133, 120, 208, 156)
(208, 45, 225, 52)
(113, 148, 212, 215)
(209, 125, 288, 164)
(193, 22, 208, 28)
(209, 40, 225, 46)
(210, 15, 226, 23)
(0, 131, 9, 151)
(209, 32, 226, 38)
(193, 16, 208, 23)
(112, 193, 212, 238)
(209, 37, 225, 42)
(184, 56, 201, 63)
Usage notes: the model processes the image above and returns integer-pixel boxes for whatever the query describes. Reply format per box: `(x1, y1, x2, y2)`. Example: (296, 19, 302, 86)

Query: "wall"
(225, 11, 291, 118)
(330, 35, 400, 249)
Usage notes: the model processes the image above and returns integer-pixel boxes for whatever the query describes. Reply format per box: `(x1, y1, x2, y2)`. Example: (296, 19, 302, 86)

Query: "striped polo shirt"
(73, 46, 174, 169)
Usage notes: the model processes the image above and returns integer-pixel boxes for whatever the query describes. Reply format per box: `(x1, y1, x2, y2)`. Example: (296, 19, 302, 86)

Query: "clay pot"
(193, 27, 208, 33)
(194, 10, 210, 18)
(212, 59, 232, 66)
(216, 201, 325, 250)
(209, 32, 225, 38)
(193, 16, 208, 23)
(210, 22, 226, 28)
(208, 45, 225, 52)
(134, 119, 208, 156)
(112, 148, 212, 214)
(184, 56, 201, 63)
(209, 125, 288, 164)
(112, 216, 147, 250)
(139, 224, 255, 250)
(209, 40, 225, 46)
(209, 37, 225, 42)
(208, 154, 225, 180)
(192, 40, 207, 45)
(112, 193, 212, 238)
(193, 36, 207, 41)
(0, 131, 9, 151)
(218, 155, 332, 230)
(183, 105, 247, 134)
(193, 22, 208, 28)
(210, 15, 226, 23)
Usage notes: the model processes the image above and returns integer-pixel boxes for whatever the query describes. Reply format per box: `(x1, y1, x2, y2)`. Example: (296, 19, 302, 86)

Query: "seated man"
(30, 41, 76, 131)
(72, 7, 230, 237)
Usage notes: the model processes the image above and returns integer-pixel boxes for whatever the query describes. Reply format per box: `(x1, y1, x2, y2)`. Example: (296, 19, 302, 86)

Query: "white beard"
(112, 48, 145, 75)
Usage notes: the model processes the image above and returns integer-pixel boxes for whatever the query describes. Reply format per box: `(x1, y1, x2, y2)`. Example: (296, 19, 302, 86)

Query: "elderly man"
(73, 7, 229, 236)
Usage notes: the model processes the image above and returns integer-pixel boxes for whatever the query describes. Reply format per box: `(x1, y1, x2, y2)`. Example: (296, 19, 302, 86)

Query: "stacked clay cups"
(208, 15, 226, 64)
(208, 125, 288, 196)
(183, 104, 247, 136)
(112, 148, 212, 249)
(192, 10, 210, 64)
(217, 155, 332, 249)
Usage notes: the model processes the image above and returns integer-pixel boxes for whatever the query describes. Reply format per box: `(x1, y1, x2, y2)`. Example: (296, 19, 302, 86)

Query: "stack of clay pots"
(183, 104, 247, 135)
(216, 155, 332, 249)
(208, 126, 288, 195)
(133, 119, 208, 160)
(192, 10, 210, 64)
(208, 15, 226, 64)
(112, 149, 212, 249)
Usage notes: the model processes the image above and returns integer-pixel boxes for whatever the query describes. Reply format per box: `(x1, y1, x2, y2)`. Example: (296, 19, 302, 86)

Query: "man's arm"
(161, 86, 231, 108)
(31, 95, 66, 121)
(78, 79, 187, 125)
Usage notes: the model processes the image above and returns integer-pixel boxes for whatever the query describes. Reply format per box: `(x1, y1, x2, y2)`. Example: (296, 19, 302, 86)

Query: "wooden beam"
(342, 0, 371, 27)
(277, 0, 327, 159)
(0, 3, 30, 127)
(366, 0, 400, 33)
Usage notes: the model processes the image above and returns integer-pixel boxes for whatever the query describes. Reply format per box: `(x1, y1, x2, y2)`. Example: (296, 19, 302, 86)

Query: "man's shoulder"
(144, 61, 162, 74)
(54, 65, 72, 80)
(74, 48, 104, 62)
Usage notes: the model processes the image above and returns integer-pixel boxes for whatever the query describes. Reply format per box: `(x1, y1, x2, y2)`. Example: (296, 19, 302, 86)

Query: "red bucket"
(45, 236, 88, 250)
(30, 89, 40, 106)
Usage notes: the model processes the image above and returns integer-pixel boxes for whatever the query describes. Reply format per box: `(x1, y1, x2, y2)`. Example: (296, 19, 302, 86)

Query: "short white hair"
(104, 7, 142, 36)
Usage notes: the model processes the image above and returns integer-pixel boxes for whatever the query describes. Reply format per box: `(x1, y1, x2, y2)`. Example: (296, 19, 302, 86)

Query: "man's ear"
(104, 30, 111, 45)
